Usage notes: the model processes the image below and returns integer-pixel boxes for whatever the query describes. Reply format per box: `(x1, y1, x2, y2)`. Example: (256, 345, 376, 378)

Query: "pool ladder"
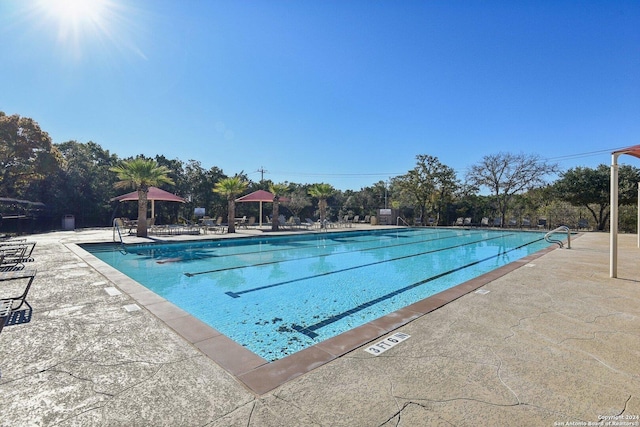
(397, 217, 411, 227)
(545, 226, 571, 249)
(112, 218, 124, 244)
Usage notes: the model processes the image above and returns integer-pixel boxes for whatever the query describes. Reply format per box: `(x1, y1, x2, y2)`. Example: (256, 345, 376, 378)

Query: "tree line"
(2, 111, 639, 234)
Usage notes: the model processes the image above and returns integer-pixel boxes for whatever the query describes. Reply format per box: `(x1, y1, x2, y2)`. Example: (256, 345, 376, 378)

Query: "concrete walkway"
(1, 228, 639, 426)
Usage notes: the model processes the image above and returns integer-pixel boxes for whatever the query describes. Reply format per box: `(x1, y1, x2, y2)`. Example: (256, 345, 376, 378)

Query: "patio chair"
(278, 215, 289, 229)
(0, 268, 37, 334)
(236, 216, 248, 229)
(480, 217, 489, 227)
(0, 241, 36, 259)
(202, 216, 227, 234)
(463, 217, 472, 226)
(1, 242, 36, 271)
(295, 217, 311, 229)
(286, 216, 298, 229)
(305, 218, 319, 229)
(454, 217, 464, 226)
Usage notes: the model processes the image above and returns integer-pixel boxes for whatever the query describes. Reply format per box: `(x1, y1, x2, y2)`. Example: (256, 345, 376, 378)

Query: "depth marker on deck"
(123, 304, 141, 312)
(364, 332, 411, 356)
(104, 287, 122, 296)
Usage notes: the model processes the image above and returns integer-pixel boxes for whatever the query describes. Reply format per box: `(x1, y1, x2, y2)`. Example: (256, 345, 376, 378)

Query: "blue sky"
(1, 0, 638, 190)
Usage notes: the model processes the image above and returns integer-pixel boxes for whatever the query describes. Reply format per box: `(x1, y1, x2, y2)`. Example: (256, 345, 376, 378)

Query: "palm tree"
(110, 158, 174, 237)
(269, 182, 290, 231)
(213, 176, 248, 233)
(308, 183, 335, 228)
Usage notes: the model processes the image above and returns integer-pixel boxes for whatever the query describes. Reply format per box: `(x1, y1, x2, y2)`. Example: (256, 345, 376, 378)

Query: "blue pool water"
(84, 228, 551, 361)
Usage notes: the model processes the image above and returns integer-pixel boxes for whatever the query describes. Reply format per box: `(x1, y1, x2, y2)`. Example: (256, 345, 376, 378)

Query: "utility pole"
(256, 166, 268, 182)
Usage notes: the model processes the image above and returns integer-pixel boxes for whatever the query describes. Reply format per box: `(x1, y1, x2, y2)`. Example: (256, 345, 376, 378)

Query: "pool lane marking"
(224, 233, 519, 298)
(185, 232, 465, 277)
(183, 229, 461, 276)
(131, 229, 419, 261)
(291, 238, 544, 339)
(139, 229, 416, 260)
(184, 229, 500, 277)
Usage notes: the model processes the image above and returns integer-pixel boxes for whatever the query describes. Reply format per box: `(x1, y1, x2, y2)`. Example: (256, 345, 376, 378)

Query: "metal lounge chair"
(294, 217, 311, 229)
(305, 218, 319, 229)
(203, 217, 226, 234)
(0, 241, 37, 271)
(0, 267, 37, 333)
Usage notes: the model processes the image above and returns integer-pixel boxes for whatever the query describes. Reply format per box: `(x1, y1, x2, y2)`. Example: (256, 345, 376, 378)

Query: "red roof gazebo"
(235, 190, 276, 228)
(111, 187, 186, 219)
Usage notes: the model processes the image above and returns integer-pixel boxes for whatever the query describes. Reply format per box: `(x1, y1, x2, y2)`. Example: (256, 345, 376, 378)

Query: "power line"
(257, 146, 637, 182)
(545, 146, 631, 162)
(267, 171, 403, 178)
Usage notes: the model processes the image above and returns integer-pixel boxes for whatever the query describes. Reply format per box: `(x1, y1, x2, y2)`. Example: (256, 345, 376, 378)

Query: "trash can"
(62, 214, 75, 230)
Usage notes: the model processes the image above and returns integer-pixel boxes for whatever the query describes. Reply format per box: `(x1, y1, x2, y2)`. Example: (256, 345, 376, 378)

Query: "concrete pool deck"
(1, 227, 639, 426)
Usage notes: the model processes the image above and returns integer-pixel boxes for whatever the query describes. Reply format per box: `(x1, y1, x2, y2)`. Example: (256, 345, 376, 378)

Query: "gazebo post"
(609, 145, 640, 278)
(610, 153, 619, 278)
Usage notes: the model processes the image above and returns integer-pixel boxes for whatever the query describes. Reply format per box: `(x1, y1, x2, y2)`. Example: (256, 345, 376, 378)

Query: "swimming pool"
(84, 228, 552, 361)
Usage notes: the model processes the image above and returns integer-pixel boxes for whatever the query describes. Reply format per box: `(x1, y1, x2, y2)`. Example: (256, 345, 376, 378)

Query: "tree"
(554, 164, 640, 231)
(286, 187, 312, 219)
(308, 183, 335, 227)
(269, 182, 290, 231)
(0, 112, 61, 198)
(213, 176, 248, 233)
(358, 181, 388, 215)
(110, 158, 175, 237)
(466, 152, 559, 227)
(393, 154, 458, 224)
(182, 161, 227, 222)
(51, 140, 120, 227)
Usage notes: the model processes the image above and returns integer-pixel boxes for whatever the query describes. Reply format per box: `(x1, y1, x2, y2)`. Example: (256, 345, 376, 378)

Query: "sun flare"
(34, 0, 125, 58)
(41, 0, 109, 25)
